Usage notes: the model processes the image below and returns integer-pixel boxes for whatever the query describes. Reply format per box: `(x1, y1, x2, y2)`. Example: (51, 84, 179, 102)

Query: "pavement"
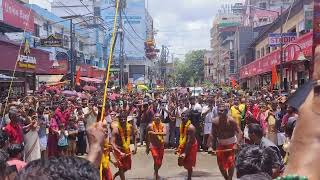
(109, 146, 230, 180)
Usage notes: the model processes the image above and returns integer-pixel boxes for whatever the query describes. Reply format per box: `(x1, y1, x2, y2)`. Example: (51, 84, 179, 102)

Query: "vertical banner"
(313, 0, 320, 79)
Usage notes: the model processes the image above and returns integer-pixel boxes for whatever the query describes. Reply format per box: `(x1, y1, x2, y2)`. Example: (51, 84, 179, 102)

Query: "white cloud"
(148, 0, 244, 59)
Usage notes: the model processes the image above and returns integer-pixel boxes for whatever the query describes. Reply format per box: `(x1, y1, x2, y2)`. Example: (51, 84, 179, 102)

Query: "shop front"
(0, 39, 51, 95)
(240, 32, 312, 91)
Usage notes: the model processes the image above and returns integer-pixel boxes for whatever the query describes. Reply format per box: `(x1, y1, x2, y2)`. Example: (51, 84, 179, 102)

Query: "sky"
(147, 0, 243, 59)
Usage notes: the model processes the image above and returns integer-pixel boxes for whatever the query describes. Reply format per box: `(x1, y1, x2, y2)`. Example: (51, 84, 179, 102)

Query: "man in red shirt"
(4, 109, 23, 145)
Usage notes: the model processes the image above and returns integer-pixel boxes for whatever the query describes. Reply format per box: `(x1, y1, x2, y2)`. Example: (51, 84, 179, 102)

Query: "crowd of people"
(0, 85, 311, 180)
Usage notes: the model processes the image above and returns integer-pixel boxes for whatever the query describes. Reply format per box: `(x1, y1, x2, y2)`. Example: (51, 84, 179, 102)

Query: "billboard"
(268, 32, 297, 47)
(101, 0, 147, 61)
(1, 0, 34, 32)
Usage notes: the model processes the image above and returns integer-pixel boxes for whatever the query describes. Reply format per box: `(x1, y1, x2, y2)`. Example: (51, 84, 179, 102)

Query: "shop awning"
(80, 77, 103, 83)
(37, 75, 64, 84)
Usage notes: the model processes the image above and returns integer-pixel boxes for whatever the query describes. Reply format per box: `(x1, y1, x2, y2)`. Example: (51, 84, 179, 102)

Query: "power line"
(124, 36, 146, 55)
(79, 0, 91, 13)
(123, 9, 145, 41)
(123, 25, 145, 42)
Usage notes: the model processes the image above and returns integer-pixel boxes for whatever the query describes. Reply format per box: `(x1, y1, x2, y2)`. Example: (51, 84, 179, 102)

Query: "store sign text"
(18, 55, 36, 69)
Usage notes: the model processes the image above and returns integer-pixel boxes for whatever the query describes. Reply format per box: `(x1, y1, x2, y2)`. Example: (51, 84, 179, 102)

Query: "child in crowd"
(57, 124, 68, 156)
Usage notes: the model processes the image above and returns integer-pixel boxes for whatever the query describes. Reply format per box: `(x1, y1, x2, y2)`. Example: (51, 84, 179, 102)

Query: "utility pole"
(70, 19, 75, 89)
(118, 0, 125, 89)
(279, 6, 284, 91)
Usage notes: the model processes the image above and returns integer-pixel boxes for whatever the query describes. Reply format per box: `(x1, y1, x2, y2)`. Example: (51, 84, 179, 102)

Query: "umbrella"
(137, 84, 149, 91)
(287, 80, 313, 109)
(108, 93, 121, 100)
(83, 85, 97, 91)
(62, 90, 78, 97)
(77, 92, 88, 99)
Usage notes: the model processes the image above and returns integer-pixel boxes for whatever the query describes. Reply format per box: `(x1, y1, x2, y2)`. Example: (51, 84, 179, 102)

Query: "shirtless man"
(111, 111, 137, 180)
(208, 102, 242, 180)
(146, 113, 166, 180)
(176, 110, 198, 180)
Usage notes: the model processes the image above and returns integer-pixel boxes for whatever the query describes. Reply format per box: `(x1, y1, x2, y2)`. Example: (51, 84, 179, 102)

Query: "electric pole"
(70, 19, 75, 89)
(118, 0, 126, 89)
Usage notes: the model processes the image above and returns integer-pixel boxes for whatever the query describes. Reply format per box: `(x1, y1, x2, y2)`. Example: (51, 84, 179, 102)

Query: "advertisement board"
(2, 0, 34, 32)
(241, 32, 312, 79)
(268, 33, 297, 47)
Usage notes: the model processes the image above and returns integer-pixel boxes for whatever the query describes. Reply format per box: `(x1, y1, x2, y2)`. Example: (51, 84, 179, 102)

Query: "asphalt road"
(109, 146, 229, 180)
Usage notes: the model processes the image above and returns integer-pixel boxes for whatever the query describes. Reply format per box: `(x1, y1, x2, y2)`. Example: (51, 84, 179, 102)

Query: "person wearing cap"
(146, 113, 166, 180)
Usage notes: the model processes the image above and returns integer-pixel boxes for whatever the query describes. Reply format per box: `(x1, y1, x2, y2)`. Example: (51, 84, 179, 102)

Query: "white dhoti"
(24, 130, 41, 163)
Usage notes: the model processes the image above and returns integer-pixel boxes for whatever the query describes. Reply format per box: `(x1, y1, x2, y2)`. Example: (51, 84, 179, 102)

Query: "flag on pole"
(271, 65, 278, 89)
(75, 67, 81, 86)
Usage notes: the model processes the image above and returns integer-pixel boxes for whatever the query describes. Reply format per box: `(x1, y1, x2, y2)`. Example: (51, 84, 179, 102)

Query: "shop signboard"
(18, 39, 36, 69)
(40, 35, 63, 47)
(304, 5, 313, 30)
(241, 32, 312, 79)
(268, 32, 297, 47)
(2, 0, 34, 32)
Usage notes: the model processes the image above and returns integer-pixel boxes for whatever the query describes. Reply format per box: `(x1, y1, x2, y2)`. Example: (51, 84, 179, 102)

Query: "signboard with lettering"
(304, 5, 313, 30)
(268, 32, 297, 47)
(41, 35, 63, 47)
(18, 39, 36, 69)
(2, 0, 34, 32)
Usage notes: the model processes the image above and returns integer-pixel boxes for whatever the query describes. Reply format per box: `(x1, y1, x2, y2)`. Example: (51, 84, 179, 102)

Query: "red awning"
(80, 77, 103, 83)
(240, 32, 312, 79)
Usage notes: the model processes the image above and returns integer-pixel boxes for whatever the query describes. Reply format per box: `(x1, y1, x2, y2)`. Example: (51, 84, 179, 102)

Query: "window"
(266, 45, 270, 54)
(34, 24, 40, 37)
(261, 47, 265, 57)
(256, 50, 260, 59)
(208, 68, 211, 75)
(230, 52, 235, 59)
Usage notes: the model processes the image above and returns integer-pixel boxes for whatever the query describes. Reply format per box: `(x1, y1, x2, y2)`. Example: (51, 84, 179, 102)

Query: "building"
(101, 0, 156, 86)
(243, 0, 295, 28)
(240, 0, 313, 90)
(51, 0, 106, 70)
(204, 51, 214, 81)
(0, 0, 52, 94)
(210, 3, 243, 84)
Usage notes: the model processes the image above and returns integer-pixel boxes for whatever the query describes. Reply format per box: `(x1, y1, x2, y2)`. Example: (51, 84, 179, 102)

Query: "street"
(110, 147, 227, 180)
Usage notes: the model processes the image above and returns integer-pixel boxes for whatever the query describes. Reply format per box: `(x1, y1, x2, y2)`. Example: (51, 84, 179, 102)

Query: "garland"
(177, 120, 191, 154)
(100, 140, 110, 180)
(152, 121, 164, 144)
(118, 121, 131, 154)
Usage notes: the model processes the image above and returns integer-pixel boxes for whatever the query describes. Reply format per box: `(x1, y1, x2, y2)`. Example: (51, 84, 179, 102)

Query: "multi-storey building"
(204, 51, 214, 82)
(101, 0, 155, 86)
(243, 0, 295, 28)
(210, 3, 243, 84)
(240, 0, 312, 90)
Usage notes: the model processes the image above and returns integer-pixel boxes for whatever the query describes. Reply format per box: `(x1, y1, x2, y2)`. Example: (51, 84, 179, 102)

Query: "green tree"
(174, 50, 206, 87)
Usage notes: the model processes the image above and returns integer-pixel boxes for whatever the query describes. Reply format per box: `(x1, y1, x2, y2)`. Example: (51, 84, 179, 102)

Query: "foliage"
(174, 50, 206, 87)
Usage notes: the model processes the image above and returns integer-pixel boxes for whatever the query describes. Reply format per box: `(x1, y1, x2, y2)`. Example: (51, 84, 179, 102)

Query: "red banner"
(2, 0, 34, 32)
(240, 32, 313, 79)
